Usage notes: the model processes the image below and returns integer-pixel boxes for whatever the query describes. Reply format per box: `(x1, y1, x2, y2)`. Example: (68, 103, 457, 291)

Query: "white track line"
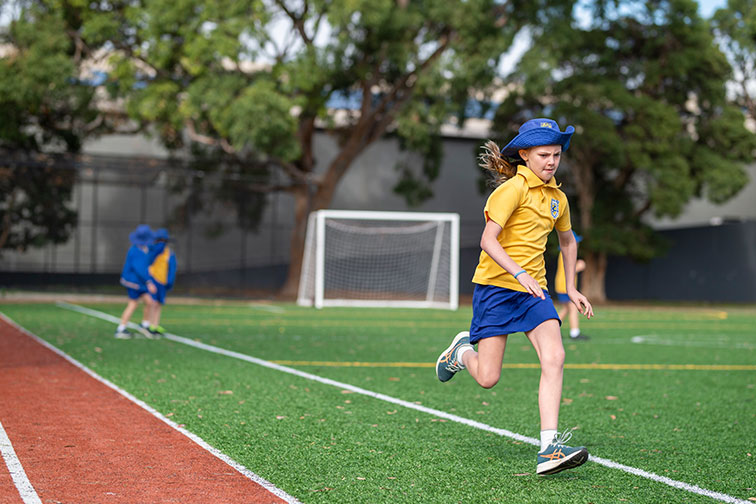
(0, 421, 42, 504)
(56, 303, 750, 504)
(0, 311, 302, 504)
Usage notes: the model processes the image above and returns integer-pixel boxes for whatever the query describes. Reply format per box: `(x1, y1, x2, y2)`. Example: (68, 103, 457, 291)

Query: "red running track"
(0, 317, 293, 504)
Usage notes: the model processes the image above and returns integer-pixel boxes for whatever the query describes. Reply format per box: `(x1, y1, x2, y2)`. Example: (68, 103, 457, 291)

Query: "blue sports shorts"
(469, 283, 560, 344)
(150, 282, 167, 304)
(126, 287, 148, 300)
(555, 293, 570, 304)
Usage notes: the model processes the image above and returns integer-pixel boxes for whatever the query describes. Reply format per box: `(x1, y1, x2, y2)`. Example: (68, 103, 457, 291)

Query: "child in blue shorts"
(145, 228, 177, 336)
(435, 118, 594, 475)
(115, 224, 157, 339)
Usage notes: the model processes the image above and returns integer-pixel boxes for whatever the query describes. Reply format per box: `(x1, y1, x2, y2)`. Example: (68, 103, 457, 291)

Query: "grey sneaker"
(114, 328, 132, 339)
(435, 331, 472, 382)
(536, 429, 589, 475)
(569, 333, 590, 341)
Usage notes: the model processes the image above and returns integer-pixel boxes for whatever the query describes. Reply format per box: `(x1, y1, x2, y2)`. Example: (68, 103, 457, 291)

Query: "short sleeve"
(555, 193, 571, 232)
(484, 178, 525, 227)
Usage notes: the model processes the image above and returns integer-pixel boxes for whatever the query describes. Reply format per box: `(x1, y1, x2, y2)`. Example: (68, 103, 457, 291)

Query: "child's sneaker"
(147, 325, 165, 338)
(114, 328, 132, 339)
(569, 333, 590, 341)
(536, 429, 589, 475)
(435, 331, 472, 382)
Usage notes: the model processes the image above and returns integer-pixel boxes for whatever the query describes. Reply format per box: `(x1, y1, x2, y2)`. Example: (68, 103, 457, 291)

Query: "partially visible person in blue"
(116, 224, 157, 339)
(146, 227, 177, 336)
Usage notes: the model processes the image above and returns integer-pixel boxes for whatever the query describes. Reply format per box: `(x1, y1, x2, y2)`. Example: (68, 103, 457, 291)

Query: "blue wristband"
(513, 269, 526, 279)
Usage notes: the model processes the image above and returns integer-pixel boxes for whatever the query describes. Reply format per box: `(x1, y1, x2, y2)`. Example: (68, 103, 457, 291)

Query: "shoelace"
(444, 360, 464, 373)
(551, 429, 574, 447)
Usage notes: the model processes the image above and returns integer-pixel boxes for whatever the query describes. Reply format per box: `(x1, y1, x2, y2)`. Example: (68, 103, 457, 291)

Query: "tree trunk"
(277, 100, 394, 299)
(277, 154, 355, 300)
(277, 184, 312, 300)
(581, 250, 607, 303)
(568, 153, 608, 303)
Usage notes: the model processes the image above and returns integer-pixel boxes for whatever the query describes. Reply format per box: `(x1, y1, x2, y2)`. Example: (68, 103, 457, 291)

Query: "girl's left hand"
(568, 289, 593, 319)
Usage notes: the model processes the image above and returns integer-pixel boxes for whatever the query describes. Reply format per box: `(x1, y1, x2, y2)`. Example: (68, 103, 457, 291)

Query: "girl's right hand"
(516, 272, 545, 300)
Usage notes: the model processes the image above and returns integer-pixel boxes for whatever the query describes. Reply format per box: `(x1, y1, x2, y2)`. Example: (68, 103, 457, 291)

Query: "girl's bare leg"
(525, 319, 565, 430)
(461, 335, 508, 389)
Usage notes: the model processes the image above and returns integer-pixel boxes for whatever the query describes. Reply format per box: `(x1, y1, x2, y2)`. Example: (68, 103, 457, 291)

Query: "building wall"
(3, 131, 755, 302)
(606, 221, 756, 303)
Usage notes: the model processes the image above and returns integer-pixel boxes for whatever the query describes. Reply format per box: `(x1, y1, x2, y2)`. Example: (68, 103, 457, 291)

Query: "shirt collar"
(516, 165, 560, 188)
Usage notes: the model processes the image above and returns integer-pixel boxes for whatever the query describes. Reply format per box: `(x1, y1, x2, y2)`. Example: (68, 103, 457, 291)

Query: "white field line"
(57, 303, 750, 504)
(248, 303, 286, 314)
(630, 334, 754, 349)
(0, 421, 42, 504)
(0, 310, 302, 504)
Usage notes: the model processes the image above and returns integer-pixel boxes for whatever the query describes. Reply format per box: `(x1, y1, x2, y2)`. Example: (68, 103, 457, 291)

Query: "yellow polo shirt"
(472, 166, 572, 292)
(554, 251, 575, 294)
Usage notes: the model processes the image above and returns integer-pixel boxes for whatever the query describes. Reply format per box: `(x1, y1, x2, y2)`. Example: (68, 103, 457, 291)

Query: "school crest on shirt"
(550, 198, 559, 218)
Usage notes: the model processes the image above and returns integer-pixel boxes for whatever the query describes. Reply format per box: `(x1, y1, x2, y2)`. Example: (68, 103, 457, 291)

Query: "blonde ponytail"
(478, 140, 516, 187)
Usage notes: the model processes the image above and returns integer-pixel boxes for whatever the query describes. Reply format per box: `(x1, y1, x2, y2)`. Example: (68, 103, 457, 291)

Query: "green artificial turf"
(1, 301, 754, 503)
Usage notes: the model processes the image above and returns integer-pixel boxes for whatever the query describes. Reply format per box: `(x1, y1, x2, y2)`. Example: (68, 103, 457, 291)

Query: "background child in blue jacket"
(145, 228, 177, 335)
(116, 224, 157, 338)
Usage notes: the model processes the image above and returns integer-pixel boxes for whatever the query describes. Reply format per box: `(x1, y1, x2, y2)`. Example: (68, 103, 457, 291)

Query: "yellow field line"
(270, 360, 756, 371)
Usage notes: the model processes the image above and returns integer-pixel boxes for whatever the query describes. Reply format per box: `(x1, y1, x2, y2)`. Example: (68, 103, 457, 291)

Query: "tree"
(0, 1, 102, 252)
(77, 0, 573, 298)
(712, 0, 756, 119)
(492, 0, 756, 301)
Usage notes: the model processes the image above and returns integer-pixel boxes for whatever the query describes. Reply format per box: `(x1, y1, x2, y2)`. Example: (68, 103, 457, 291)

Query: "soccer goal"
(297, 210, 459, 310)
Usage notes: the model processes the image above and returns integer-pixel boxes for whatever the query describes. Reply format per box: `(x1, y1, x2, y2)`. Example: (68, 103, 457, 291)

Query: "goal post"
(297, 210, 460, 310)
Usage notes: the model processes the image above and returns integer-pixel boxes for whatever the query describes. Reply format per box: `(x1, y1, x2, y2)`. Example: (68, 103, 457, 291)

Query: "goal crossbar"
(297, 210, 459, 310)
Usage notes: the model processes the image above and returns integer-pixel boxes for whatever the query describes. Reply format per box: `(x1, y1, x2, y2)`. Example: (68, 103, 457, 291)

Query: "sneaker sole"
(435, 331, 470, 382)
(537, 447, 589, 475)
(135, 327, 161, 339)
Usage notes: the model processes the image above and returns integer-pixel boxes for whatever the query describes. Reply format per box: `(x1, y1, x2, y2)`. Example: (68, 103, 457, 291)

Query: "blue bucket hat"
(129, 224, 154, 246)
(500, 118, 575, 158)
(154, 228, 171, 242)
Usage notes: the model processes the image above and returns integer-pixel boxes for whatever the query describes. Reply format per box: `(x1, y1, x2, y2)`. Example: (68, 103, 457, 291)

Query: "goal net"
(297, 210, 459, 310)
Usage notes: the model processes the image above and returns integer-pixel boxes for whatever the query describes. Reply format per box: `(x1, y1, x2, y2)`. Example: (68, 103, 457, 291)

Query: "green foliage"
(72, 0, 566, 219)
(0, 166, 77, 252)
(711, 0, 756, 117)
(493, 0, 756, 262)
(0, 1, 105, 253)
(0, 2, 97, 153)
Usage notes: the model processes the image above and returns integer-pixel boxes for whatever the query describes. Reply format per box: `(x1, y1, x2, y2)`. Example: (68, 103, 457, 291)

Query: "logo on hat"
(540, 122, 553, 128)
(551, 198, 559, 218)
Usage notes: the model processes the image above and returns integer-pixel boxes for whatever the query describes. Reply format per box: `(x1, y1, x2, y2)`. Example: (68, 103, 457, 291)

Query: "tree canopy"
(712, 0, 756, 119)
(4, 0, 754, 301)
(72, 0, 572, 295)
(0, 1, 101, 252)
(492, 0, 756, 300)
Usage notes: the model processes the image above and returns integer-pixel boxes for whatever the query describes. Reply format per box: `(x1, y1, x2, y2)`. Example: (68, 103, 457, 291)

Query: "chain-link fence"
(2, 157, 297, 296)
